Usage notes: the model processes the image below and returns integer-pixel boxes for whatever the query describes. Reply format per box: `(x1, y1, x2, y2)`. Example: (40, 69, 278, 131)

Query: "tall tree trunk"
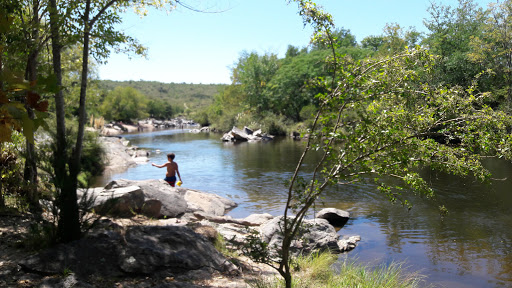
(71, 0, 92, 180)
(58, 0, 94, 243)
(49, 0, 81, 242)
(23, 0, 41, 212)
(0, 26, 4, 210)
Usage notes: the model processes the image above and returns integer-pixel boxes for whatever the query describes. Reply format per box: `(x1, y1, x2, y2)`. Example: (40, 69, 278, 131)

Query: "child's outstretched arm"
(152, 163, 167, 168)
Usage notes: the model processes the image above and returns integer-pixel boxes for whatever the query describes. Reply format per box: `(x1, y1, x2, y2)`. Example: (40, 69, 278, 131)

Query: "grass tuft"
(248, 252, 428, 288)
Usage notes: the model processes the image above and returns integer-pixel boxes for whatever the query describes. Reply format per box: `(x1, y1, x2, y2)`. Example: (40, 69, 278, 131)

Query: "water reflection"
(97, 130, 512, 288)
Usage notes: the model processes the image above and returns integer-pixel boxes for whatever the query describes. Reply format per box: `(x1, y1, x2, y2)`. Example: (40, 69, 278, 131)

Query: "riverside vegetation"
(2, 0, 512, 287)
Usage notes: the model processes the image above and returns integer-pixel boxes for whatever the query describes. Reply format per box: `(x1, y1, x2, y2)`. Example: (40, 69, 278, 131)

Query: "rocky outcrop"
(100, 137, 149, 175)
(190, 126, 211, 133)
(138, 118, 199, 131)
(199, 213, 360, 256)
(78, 179, 237, 219)
(20, 222, 238, 278)
(99, 118, 199, 136)
(221, 126, 274, 142)
(259, 217, 341, 255)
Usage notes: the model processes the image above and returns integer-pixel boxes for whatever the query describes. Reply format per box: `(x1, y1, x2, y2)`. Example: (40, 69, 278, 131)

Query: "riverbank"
(98, 118, 199, 136)
(0, 135, 359, 288)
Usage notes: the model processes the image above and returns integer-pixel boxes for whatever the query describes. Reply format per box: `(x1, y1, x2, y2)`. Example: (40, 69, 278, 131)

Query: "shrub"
(0, 132, 26, 211)
(260, 113, 289, 136)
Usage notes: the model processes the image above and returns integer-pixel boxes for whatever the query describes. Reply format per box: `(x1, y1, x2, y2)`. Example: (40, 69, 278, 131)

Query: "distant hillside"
(97, 80, 226, 111)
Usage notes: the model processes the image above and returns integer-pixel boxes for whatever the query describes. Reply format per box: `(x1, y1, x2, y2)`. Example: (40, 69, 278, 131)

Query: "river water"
(96, 129, 512, 288)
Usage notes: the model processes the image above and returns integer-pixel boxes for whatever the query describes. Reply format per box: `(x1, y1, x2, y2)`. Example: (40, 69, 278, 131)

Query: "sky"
(97, 0, 496, 85)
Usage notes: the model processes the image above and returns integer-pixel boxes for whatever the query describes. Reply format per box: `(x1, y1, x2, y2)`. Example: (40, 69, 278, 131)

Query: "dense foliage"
(229, 1, 512, 288)
(203, 0, 512, 134)
(1, 0, 175, 242)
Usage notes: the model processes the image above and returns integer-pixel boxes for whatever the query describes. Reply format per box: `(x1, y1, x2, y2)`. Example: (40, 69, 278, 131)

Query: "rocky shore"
(0, 131, 360, 288)
(99, 118, 199, 136)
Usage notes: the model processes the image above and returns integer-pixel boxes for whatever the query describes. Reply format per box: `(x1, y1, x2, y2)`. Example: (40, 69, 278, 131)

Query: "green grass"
(214, 233, 239, 259)
(249, 252, 428, 288)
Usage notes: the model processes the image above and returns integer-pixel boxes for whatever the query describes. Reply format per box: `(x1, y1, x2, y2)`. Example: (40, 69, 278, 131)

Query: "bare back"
(165, 161, 179, 177)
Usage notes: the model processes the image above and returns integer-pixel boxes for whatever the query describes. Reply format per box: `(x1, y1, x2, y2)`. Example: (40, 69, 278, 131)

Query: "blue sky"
(97, 0, 495, 85)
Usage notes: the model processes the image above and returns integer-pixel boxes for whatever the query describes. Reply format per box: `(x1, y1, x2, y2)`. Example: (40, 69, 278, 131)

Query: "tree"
(231, 51, 280, 113)
(0, 133, 25, 210)
(267, 49, 329, 121)
(311, 27, 357, 50)
(361, 23, 422, 56)
(468, 0, 512, 105)
(48, 0, 175, 242)
(1, 2, 52, 210)
(250, 1, 512, 288)
(381, 23, 422, 53)
(361, 35, 386, 52)
(285, 45, 301, 58)
(422, 0, 486, 87)
(148, 99, 173, 119)
(100, 86, 149, 121)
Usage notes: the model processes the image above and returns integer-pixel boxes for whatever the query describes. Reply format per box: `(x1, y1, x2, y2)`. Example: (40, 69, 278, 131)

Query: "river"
(96, 129, 512, 288)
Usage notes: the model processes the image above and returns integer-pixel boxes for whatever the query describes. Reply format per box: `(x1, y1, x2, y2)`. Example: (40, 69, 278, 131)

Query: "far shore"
(96, 118, 200, 136)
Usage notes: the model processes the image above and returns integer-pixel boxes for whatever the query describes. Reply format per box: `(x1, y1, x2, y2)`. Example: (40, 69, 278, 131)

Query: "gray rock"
(101, 137, 137, 172)
(221, 126, 273, 142)
(20, 225, 237, 279)
(20, 232, 126, 278)
(39, 273, 94, 288)
(242, 213, 274, 226)
(185, 190, 237, 216)
(243, 126, 253, 135)
(337, 235, 361, 252)
(83, 179, 235, 219)
(259, 216, 342, 255)
(134, 149, 149, 157)
(134, 179, 188, 218)
(216, 223, 250, 245)
(84, 186, 144, 218)
(141, 199, 163, 219)
(316, 208, 350, 227)
(119, 226, 236, 274)
(198, 212, 272, 226)
(253, 129, 263, 137)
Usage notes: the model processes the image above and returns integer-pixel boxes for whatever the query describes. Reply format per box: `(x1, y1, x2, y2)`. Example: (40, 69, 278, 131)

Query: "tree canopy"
(231, 2, 512, 288)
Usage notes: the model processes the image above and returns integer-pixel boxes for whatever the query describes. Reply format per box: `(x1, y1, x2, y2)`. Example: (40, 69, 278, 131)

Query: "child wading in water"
(152, 153, 182, 187)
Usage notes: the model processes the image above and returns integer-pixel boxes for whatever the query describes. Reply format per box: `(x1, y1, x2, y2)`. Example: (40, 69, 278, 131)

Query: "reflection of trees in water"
(229, 138, 320, 214)
(309, 158, 512, 286)
(354, 160, 512, 287)
(230, 138, 312, 173)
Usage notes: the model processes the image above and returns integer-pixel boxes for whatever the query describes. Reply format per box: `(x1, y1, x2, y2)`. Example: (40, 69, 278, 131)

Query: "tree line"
(202, 0, 512, 133)
(97, 80, 224, 121)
